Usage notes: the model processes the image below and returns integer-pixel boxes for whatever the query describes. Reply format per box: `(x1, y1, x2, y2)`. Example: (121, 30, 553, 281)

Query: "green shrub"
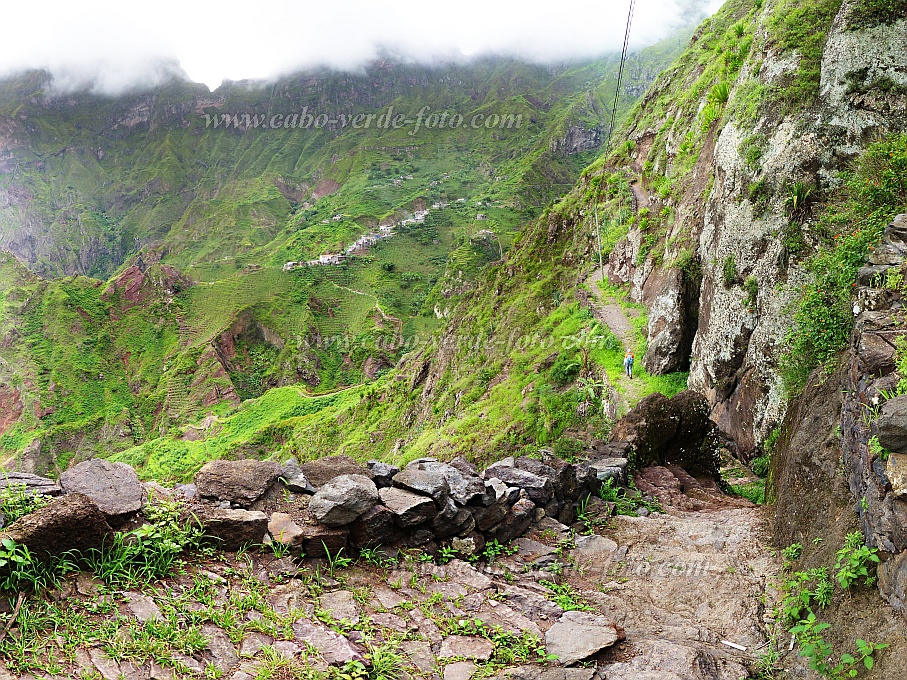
(732, 480, 765, 504)
(700, 103, 722, 131)
(751, 454, 771, 477)
(708, 81, 732, 106)
(835, 531, 880, 589)
(747, 178, 773, 216)
(84, 497, 203, 587)
(786, 181, 815, 217)
(722, 255, 738, 288)
(767, 0, 844, 111)
(781, 134, 907, 393)
(549, 353, 581, 386)
(744, 276, 759, 311)
(739, 134, 767, 172)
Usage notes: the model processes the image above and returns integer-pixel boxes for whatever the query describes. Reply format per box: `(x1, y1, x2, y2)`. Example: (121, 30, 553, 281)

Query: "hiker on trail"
(623, 351, 635, 378)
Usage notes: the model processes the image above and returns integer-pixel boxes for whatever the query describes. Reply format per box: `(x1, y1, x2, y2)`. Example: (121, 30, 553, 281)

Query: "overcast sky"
(0, 0, 723, 94)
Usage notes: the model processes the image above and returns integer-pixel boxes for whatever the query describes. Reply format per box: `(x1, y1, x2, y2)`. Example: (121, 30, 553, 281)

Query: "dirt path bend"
(579, 267, 646, 410)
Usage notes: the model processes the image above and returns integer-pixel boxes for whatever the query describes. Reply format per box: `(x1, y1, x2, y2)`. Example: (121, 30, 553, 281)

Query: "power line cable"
(606, 0, 636, 149)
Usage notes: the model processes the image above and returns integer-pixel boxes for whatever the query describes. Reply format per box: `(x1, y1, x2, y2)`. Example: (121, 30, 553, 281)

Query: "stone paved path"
(0, 469, 779, 680)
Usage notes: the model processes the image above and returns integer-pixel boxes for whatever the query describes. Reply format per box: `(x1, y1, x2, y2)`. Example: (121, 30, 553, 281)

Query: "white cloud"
(0, 0, 723, 94)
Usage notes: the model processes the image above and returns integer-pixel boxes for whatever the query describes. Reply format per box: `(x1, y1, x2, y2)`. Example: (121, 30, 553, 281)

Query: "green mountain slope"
(0, 33, 706, 474)
(101, 0, 907, 483)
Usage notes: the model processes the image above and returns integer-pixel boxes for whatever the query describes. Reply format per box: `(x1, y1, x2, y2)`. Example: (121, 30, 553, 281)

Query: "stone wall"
(0, 388, 731, 570)
(0, 448, 633, 563)
(772, 214, 907, 611)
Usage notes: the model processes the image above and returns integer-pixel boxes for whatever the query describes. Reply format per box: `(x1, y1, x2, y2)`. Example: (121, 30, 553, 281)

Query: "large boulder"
(879, 550, 907, 611)
(308, 475, 380, 527)
(298, 522, 348, 557)
(59, 459, 144, 521)
(367, 461, 400, 488)
(199, 508, 268, 551)
(300, 456, 372, 488)
(194, 459, 283, 507)
(609, 390, 723, 478)
(268, 512, 305, 546)
(281, 459, 316, 494)
(2, 493, 112, 558)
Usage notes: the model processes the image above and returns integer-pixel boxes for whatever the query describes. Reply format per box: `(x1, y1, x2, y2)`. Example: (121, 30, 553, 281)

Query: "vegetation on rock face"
(843, 0, 907, 30)
(771, 533, 887, 679)
(766, 0, 844, 112)
(781, 133, 907, 392)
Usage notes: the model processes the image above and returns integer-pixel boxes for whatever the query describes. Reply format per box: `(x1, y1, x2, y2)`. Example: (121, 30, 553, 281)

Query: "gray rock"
(0, 472, 61, 497)
(2, 493, 112, 558)
(393, 461, 451, 503)
(240, 632, 274, 658)
(470, 500, 508, 531)
(433, 507, 476, 539)
(298, 522, 348, 557)
(544, 611, 621, 665)
(309, 475, 380, 527)
(401, 640, 435, 674)
(438, 635, 493, 661)
(379, 487, 436, 527)
(126, 592, 162, 622)
(300, 455, 372, 488)
(450, 533, 485, 559)
(282, 458, 316, 494)
(513, 537, 558, 567)
(349, 504, 400, 549)
(880, 549, 907, 611)
(199, 508, 269, 551)
(445, 559, 493, 589)
(444, 661, 477, 680)
(504, 666, 595, 680)
(485, 457, 515, 474)
(423, 461, 486, 505)
(482, 467, 553, 505)
(589, 457, 629, 483)
(887, 453, 907, 498)
(319, 590, 359, 624)
(203, 623, 239, 672)
(59, 459, 144, 520)
(487, 498, 535, 544)
(878, 395, 907, 453)
(174, 483, 197, 499)
(195, 459, 283, 507)
(292, 620, 366, 665)
(367, 460, 400, 488)
(371, 612, 409, 632)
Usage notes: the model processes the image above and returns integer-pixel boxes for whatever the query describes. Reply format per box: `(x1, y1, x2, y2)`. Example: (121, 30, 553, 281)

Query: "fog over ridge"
(0, 0, 722, 95)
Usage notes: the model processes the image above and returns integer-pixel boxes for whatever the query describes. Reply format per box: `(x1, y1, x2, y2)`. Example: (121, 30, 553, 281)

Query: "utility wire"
(595, 0, 636, 284)
(606, 0, 636, 149)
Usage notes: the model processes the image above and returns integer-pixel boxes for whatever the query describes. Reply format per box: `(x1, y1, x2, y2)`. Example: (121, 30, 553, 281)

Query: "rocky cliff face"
(603, 0, 907, 454)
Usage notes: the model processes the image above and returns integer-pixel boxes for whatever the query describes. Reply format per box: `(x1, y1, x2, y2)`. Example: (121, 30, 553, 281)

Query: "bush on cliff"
(782, 134, 907, 393)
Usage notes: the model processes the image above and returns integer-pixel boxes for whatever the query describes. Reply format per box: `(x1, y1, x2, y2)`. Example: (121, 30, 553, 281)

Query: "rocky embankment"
(0, 391, 779, 679)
